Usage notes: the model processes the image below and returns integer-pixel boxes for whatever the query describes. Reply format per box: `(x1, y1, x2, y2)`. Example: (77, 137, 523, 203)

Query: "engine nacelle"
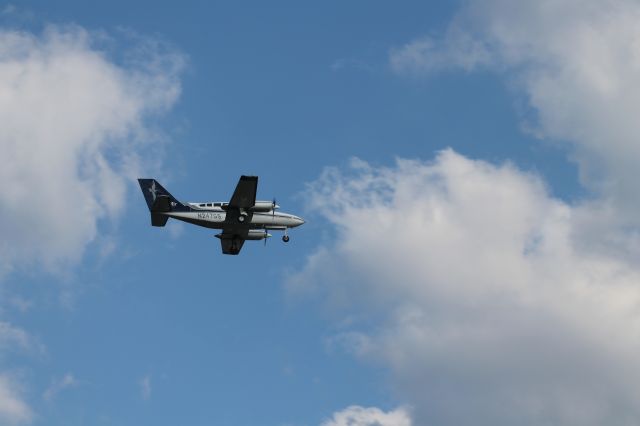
(245, 230, 272, 240)
(250, 201, 280, 212)
(215, 230, 271, 240)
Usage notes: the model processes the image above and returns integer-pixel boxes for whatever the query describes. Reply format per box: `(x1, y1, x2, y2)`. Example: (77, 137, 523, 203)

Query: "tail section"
(138, 179, 188, 227)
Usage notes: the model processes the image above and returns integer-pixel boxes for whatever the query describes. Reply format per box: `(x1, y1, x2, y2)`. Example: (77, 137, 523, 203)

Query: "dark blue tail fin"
(137, 179, 189, 213)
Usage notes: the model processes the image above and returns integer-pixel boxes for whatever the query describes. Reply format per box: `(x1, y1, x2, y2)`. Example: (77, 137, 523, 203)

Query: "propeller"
(265, 198, 277, 247)
(271, 197, 277, 229)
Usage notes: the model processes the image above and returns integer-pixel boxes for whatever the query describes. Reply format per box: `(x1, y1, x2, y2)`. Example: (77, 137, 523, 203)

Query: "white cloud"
(7, 297, 32, 313)
(0, 23, 185, 422)
(0, 322, 41, 423)
(390, 0, 640, 226)
(0, 322, 40, 358)
(166, 221, 184, 239)
(291, 151, 640, 425)
(0, 25, 185, 277)
(1, 5, 16, 16)
(0, 375, 31, 425)
(139, 375, 151, 401)
(43, 373, 78, 402)
(321, 406, 411, 426)
(381, 5, 640, 419)
(390, 28, 491, 74)
(0, 323, 30, 352)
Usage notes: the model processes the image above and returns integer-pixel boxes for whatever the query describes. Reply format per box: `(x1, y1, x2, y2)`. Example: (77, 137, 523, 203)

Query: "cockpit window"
(207, 203, 212, 207)
(199, 203, 206, 207)
(214, 202, 221, 207)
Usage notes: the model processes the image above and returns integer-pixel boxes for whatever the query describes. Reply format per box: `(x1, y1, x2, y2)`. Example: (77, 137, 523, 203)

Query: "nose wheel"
(282, 228, 290, 243)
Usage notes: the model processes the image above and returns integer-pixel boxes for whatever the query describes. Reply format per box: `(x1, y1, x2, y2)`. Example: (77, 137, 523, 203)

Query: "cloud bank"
(0, 25, 185, 277)
(294, 152, 640, 425)
(0, 24, 185, 423)
(321, 405, 411, 426)
(43, 373, 78, 402)
(297, 2, 640, 424)
(0, 322, 36, 424)
(0, 375, 31, 425)
(391, 0, 640, 225)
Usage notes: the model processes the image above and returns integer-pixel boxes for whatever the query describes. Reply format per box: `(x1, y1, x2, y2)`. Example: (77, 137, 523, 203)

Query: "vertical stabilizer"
(137, 179, 188, 226)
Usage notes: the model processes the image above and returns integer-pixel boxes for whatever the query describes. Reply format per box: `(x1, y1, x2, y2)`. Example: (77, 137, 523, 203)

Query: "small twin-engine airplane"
(138, 176, 305, 255)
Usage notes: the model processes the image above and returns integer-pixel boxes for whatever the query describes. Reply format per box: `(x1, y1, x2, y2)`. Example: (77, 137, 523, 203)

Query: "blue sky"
(3, 1, 640, 425)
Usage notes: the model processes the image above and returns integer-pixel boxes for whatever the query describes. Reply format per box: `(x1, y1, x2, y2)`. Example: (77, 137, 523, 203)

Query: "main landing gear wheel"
(238, 215, 246, 223)
(282, 235, 290, 243)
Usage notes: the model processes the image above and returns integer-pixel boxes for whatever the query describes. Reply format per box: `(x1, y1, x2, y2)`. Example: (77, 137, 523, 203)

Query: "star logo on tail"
(148, 181, 159, 201)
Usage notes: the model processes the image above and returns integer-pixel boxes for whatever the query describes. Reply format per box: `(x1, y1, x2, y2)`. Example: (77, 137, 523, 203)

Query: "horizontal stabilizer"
(152, 195, 172, 212)
(151, 213, 169, 227)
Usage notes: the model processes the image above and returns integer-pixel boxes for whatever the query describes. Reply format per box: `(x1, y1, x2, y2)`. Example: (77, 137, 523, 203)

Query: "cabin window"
(207, 203, 212, 207)
(214, 202, 221, 207)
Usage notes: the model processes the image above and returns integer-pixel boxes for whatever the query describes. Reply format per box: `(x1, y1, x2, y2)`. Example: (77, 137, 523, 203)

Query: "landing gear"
(238, 209, 248, 223)
(282, 235, 290, 243)
(238, 208, 249, 223)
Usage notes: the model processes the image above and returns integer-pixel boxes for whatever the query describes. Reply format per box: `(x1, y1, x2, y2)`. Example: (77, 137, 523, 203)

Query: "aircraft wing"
(228, 175, 258, 209)
(218, 232, 247, 255)
(217, 176, 258, 254)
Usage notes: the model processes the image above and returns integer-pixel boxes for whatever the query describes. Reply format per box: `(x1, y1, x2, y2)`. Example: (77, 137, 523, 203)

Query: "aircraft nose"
(293, 216, 305, 227)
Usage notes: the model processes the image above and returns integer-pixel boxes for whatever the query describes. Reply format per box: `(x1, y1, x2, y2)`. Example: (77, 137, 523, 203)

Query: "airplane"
(138, 176, 305, 255)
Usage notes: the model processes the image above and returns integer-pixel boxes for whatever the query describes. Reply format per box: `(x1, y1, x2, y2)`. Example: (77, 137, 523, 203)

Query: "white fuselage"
(163, 202, 304, 230)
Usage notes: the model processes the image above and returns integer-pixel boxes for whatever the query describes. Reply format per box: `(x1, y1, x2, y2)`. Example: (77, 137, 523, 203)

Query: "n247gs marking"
(197, 213, 222, 220)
